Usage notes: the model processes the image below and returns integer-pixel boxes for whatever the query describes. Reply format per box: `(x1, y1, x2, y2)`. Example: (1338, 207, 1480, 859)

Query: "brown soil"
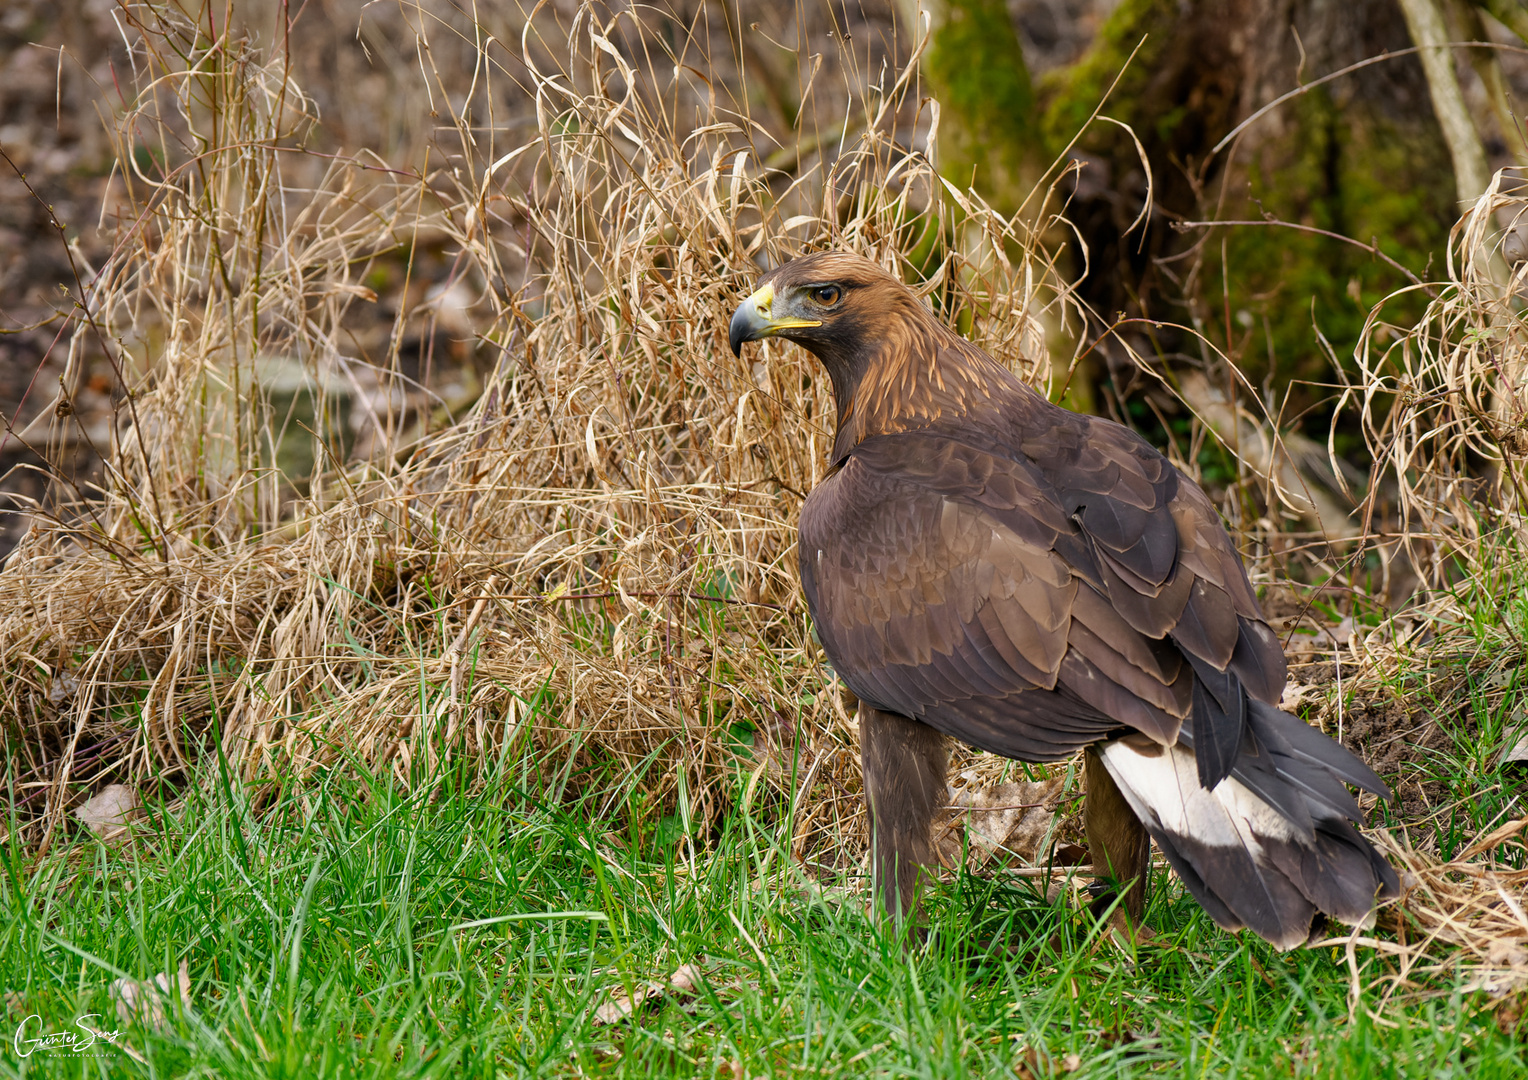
(1292, 659, 1456, 830)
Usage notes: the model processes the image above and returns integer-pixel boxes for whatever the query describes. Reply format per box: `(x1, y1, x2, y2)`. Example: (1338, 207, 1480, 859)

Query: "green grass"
(3, 717, 1525, 1080)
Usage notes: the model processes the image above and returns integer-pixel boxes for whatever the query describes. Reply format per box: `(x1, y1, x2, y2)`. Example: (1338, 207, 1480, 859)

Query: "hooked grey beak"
(728, 282, 820, 356)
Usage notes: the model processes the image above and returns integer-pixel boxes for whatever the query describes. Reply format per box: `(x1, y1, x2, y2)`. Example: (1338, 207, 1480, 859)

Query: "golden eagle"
(730, 252, 1397, 949)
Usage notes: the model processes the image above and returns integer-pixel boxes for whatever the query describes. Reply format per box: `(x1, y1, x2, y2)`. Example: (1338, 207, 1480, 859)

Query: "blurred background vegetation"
(5, 0, 1524, 826)
(5, 0, 1525, 561)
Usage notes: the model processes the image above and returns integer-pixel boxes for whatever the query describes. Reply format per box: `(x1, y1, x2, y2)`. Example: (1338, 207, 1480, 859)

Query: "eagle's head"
(728, 251, 1023, 456)
(728, 252, 928, 368)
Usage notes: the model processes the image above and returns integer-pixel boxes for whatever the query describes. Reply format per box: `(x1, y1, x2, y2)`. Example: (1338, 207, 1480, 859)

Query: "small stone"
(75, 785, 141, 840)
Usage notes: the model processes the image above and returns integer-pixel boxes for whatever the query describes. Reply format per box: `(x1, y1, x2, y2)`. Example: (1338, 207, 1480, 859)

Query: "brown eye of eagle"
(808, 284, 842, 307)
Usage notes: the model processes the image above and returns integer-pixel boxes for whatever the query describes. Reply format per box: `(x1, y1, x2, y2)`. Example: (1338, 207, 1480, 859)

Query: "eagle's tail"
(1095, 700, 1399, 950)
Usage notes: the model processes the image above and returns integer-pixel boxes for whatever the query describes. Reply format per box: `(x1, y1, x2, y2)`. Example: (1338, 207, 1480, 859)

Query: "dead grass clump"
(1330, 826, 1528, 1007)
(0, 2, 1079, 859)
(1300, 170, 1528, 1000)
(1349, 168, 1528, 606)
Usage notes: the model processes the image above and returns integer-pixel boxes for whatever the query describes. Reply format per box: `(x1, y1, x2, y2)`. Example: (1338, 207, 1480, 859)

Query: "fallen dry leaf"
(110, 960, 190, 1029)
(667, 963, 702, 994)
(593, 984, 658, 1025)
(1278, 681, 1317, 710)
(1053, 843, 1089, 866)
(1497, 991, 1526, 1039)
(1014, 1043, 1047, 1080)
(47, 672, 79, 706)
(75, 784, 141, 840)
(1487, 938, 1528, 969)
(1458, 817, 1528, 860)
(592, 963, 705, 1025)
(945, 778, 1063, 868)
(1012, 1044, 1082, 1078)
(1013, 1046, 1041, 1080)
(1500, 707, 1528, 766)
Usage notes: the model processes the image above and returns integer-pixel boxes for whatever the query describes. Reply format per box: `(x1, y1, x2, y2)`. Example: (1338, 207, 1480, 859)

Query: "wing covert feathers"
(800, 427, 1289, 780)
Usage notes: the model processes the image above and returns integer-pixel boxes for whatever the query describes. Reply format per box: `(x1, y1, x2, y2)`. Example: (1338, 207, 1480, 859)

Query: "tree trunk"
(1038, 0, 1459, 441)
(1397, 0, 1489, 202)
(905, 0, 1039, 211)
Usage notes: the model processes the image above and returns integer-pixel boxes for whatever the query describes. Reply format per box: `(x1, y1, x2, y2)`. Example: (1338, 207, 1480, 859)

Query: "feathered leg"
(1084, 747, 1151, 921)
(858, 704, 947, 923)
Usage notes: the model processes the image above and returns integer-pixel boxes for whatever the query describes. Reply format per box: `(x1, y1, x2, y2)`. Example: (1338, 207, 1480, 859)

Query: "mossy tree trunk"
(907, 0, 1039, 210)
(1035, 0, 1460, 451)
(903, 0, 1092, 404)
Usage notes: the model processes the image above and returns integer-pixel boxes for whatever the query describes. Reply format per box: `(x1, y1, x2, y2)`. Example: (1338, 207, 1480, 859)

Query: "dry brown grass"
(1293, 176, 1528, 999)
(1349, 168, 1528, 596)
(1341, 826, 1528, 1006)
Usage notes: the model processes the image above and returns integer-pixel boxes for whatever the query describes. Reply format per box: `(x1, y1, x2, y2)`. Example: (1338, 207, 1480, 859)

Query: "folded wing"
(800, 427, 1287, 780)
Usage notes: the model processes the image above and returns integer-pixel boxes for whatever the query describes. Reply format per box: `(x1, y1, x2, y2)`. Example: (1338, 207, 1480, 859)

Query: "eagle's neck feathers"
(827, 304, 1040, 463)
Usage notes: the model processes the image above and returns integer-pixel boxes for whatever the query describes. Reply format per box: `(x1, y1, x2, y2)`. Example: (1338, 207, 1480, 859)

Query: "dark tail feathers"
(1097, 701, 1399, 950)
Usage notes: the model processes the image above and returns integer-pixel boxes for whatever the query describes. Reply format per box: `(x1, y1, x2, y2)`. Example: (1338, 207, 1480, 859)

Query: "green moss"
(1034, 0, 1454, 451)
(1219, 88, 1452, 442)
(923, 0, 1037, 209)
(1038, 0, 1176, 151)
